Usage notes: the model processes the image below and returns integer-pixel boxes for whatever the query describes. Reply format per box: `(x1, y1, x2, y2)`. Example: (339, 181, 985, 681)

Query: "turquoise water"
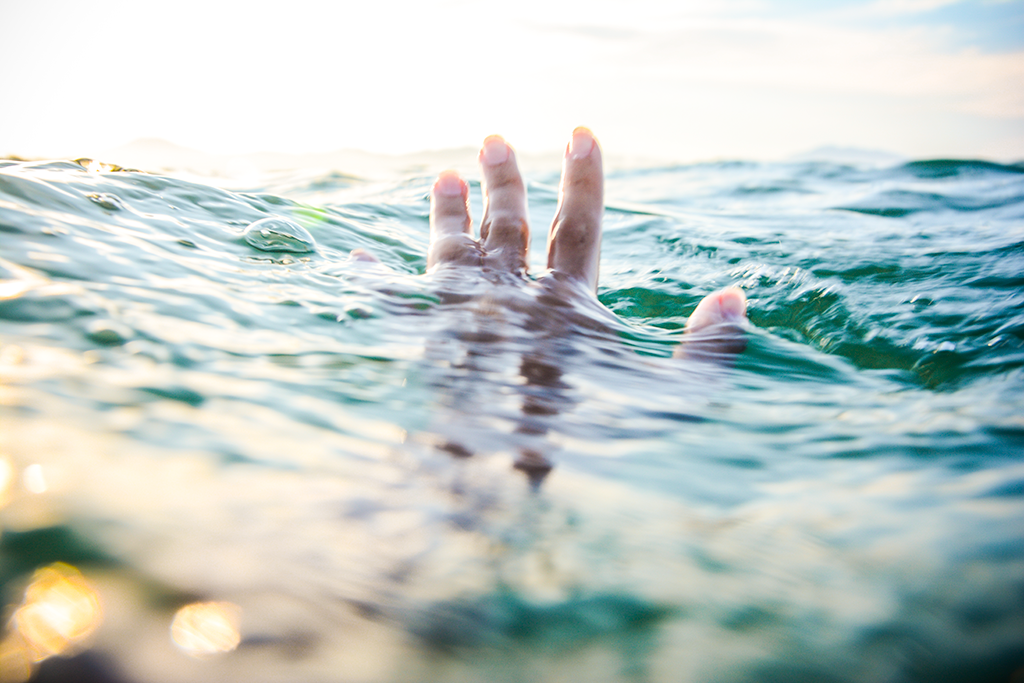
(1, 152, 1023, 682)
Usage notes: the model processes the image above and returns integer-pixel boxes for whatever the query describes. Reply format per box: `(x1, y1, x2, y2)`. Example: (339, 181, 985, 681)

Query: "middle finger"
(478, 135, 530, 274)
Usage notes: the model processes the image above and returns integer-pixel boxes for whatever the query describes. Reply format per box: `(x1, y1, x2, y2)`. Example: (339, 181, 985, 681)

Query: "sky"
(1, 0, 1022, 164)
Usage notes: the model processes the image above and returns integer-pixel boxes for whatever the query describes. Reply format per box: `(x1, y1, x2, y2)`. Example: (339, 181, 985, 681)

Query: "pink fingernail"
(720, 288, 747, 320)
(568, 127, 595, 159)
(436, 170, 464, 197)
(481, 136, 510, 165)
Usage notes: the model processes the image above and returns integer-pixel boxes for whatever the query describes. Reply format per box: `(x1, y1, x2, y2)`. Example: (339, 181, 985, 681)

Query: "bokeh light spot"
(21, 465, 46, 495)
(0, 563, 103, 682)
(171, 601, 242, 658)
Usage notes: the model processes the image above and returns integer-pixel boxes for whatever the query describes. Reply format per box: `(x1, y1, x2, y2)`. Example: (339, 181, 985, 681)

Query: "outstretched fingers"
(547, 127, 603, 292)
(428, 170, 481, 269)
(479, 135, 530, 274)
(429, 129, 603, 282)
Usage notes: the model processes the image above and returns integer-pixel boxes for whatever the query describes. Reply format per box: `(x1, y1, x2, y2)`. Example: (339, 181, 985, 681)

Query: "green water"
(1, 154, 1023, 682)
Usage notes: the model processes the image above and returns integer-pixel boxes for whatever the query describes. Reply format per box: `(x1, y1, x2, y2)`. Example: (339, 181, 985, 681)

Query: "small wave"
(837, 188, 1024, 216)
(899, 158, 1024, 179)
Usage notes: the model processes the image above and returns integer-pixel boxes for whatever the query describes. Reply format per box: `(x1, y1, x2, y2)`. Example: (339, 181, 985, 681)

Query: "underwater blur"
(1, 150, 1023, 683)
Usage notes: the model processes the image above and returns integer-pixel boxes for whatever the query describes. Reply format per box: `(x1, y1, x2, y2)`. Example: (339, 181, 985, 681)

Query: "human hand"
(353, 127, 748, 483)
(421, 127, 748, 360)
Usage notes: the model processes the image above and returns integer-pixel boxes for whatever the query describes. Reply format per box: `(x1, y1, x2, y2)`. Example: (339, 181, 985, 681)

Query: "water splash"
(242, 217, 316, 253)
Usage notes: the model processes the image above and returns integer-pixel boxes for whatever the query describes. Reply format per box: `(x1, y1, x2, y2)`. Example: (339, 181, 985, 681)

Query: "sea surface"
(1, 149, 1023, 683)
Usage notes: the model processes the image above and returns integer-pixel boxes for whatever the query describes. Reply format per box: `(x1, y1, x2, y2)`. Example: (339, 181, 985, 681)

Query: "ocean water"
(1, 150, 1023, 683)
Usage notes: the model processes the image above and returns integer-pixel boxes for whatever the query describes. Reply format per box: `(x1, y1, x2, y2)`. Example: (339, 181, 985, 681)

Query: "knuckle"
(487, 172, 525, 192)
(482, 215, 528, 246)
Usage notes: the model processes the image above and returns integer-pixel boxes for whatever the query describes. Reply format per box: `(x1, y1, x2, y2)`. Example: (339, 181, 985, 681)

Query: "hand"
(354, 128, 749, 485)
(422, 127, 747, 360)
(428, 127, 602, 291)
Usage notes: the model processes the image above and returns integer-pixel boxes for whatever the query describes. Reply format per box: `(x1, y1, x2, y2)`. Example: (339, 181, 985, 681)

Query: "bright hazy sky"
(1, 0, 1022, 162)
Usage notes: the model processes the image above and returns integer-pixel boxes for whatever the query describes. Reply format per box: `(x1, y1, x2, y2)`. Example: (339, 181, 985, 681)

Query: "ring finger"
(478, 135, 530, 274)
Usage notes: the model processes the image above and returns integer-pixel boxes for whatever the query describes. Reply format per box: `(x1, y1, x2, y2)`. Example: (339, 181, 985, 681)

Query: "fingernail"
(481, 136, 510, 165)
(568, 127, 595, 160)
(435, 170, 464, 197)
(720, 288, 747, 320)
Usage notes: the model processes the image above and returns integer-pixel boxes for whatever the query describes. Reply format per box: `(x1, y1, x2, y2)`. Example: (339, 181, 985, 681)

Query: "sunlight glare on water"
(171, 602, 242, 658)
(0, 564, 102, 682)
